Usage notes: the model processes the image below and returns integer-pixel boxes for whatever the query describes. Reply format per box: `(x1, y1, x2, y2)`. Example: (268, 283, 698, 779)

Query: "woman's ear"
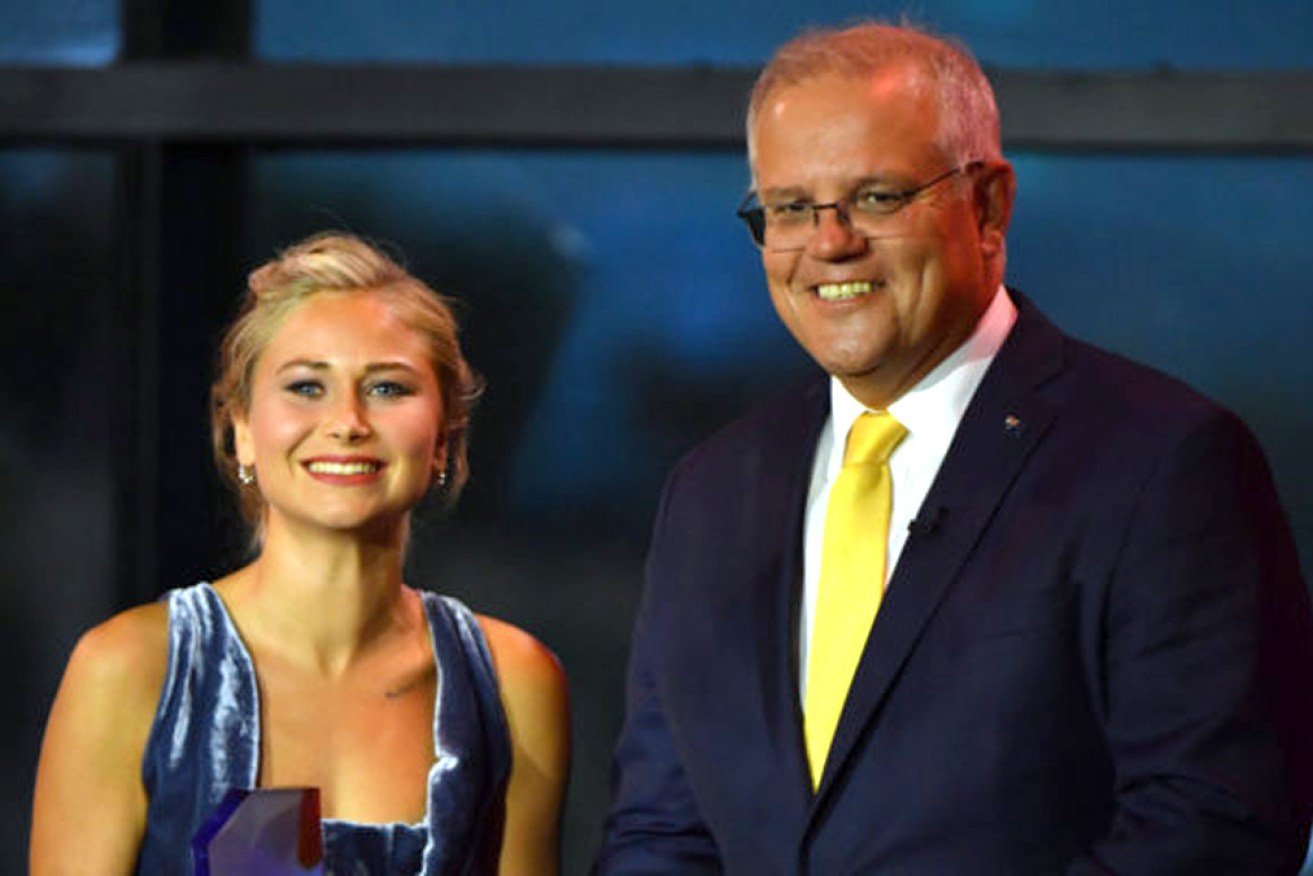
(232, 413, 255, 469)
(429, 425, 449, 483)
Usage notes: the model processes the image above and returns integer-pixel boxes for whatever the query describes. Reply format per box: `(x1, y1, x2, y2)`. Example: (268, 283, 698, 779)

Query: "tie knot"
(843, 411, 907, 467)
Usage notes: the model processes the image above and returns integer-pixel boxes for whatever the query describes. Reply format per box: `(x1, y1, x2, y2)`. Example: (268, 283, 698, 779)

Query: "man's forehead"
(750, 67, 944, 187)
(752, 72, 940, 161)
(762, 61, 928, 115)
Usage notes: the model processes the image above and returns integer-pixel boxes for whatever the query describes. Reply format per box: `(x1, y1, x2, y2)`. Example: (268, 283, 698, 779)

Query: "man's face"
(750, 65, 1011, 408)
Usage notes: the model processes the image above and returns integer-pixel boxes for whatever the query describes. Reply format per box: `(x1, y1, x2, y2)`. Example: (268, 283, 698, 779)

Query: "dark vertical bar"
(112, 141, 163, 605)
(122, 0, 251, 59)
(154, 142, 251, 588)
(116, 0, 252, 606)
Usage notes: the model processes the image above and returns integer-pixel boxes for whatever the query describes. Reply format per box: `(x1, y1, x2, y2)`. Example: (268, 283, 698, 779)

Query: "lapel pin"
(1004, 414, 1024, 437)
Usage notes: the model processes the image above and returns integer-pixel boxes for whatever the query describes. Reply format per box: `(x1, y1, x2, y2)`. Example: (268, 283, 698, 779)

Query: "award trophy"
(192, 787, 324, 875)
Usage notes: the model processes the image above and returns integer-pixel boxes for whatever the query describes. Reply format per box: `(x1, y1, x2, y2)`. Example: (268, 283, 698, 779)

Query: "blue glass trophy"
(192, 787, 324, 875)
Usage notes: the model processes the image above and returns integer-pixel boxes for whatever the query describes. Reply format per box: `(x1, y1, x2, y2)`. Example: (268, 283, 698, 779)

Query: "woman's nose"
(327, 393, 372, 442)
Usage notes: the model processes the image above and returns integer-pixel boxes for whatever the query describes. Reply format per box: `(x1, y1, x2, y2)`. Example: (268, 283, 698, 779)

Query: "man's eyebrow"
(851, 174, 900, 188)
(758, 176, 898, 201)
(758, 185, 810, 201)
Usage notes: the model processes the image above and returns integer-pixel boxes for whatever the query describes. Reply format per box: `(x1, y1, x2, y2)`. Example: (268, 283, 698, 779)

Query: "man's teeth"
(815, 281, 874, 301)
(307, 461, 381, 475)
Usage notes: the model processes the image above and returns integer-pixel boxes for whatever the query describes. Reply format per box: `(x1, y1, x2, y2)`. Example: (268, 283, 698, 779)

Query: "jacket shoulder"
(672, 376, 827, 475)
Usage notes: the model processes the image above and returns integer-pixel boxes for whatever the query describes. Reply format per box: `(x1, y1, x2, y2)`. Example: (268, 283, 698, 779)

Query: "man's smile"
(813, 280, 878, 302)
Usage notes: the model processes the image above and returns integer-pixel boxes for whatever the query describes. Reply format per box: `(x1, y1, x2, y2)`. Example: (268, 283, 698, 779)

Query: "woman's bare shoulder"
(475, 615, 566, 693)
(474, 615, 570, 876)
(475, 613, 569, 753)
(64, 600, 172, 710)
(30, 601, 172, 875)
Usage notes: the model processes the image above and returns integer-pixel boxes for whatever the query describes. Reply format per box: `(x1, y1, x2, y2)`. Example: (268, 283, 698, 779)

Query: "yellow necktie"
(804, 411, 907, 788)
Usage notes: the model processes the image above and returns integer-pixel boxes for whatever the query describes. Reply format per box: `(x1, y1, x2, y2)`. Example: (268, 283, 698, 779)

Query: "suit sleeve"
(1068, 409, 1313, 874)
(594, 464, 722, 875)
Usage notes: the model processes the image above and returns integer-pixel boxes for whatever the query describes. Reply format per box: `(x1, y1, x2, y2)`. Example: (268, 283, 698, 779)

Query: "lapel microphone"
(908, 506, 946, 537)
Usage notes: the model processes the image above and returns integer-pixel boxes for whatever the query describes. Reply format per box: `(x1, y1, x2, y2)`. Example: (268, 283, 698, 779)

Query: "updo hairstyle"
(210, 232, 483, 530)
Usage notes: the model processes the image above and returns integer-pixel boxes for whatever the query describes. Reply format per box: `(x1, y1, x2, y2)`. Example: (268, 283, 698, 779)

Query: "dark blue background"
(5, 1, 1311, 871)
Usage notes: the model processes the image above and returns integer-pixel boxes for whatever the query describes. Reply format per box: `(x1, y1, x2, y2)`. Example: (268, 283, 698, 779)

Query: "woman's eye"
(284, 380, 323, 398)
(367, 381, 413, 399)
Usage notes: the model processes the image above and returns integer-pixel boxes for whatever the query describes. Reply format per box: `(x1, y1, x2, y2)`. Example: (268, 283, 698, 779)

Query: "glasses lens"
(736, 207, 766, 247)
(761, 204, 814, 251)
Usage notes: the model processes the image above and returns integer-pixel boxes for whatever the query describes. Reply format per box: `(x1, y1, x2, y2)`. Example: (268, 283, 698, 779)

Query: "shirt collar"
(827, 284, 1018, 475)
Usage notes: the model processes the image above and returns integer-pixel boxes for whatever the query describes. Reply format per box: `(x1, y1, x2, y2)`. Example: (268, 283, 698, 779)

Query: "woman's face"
(232, 290, 445, 539)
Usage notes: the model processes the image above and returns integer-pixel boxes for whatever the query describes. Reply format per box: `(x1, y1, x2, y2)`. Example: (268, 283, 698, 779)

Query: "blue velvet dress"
(135, 582, 511, 875)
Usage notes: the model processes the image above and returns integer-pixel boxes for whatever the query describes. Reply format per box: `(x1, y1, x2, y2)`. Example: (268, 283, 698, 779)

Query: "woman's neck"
(220, 517, 420, 677)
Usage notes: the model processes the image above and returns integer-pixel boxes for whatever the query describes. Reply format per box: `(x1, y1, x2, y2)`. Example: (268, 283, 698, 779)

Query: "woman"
(31, 232, 570, 874)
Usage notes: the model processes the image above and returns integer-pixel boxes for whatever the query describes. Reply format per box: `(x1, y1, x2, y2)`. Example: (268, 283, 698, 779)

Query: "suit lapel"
(741, 379, 830, 799)
(812, 295, 1069, 802)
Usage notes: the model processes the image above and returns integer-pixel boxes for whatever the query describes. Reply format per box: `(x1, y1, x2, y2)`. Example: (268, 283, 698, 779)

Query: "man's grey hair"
(746, 21, 1002, 170)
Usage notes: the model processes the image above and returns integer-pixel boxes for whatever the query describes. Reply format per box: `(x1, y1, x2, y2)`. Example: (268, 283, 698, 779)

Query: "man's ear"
(976, 160, 1016, 260)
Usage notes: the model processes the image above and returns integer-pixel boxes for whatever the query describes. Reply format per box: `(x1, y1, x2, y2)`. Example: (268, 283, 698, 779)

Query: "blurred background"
(3, 1, 1311, 872)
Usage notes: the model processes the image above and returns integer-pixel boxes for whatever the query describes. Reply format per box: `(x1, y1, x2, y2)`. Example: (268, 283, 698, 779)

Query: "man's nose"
(807, 202, 868, 259)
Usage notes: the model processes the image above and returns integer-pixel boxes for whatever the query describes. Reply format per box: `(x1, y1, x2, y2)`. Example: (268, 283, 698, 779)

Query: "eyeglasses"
(736, 161, 983, 251)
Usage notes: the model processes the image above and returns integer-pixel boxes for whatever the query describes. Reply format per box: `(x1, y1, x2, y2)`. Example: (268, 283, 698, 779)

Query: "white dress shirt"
(798, 285, 1018, 696)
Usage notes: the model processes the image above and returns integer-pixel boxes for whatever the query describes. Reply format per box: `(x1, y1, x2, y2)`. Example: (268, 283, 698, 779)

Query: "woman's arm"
(479, 616, 571, 876)
(30, 603, 169, 876)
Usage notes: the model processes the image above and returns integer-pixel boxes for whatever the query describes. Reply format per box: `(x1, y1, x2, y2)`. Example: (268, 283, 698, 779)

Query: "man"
(595, 21, 1313, 875)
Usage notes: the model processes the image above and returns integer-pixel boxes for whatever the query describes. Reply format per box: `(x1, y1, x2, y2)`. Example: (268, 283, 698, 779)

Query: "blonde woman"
(32, 232, 569, 874)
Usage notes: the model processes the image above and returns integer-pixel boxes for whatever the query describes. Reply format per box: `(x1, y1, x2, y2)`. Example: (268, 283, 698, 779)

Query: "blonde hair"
(746, 21, 1002, 170)
(211, 232, 483, 532)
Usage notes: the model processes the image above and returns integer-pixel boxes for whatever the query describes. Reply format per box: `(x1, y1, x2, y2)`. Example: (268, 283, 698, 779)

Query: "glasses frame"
(736, 161, 984, 251)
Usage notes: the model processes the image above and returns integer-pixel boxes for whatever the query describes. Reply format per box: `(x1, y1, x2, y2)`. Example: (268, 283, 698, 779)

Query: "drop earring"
(238, 464, 255, 486)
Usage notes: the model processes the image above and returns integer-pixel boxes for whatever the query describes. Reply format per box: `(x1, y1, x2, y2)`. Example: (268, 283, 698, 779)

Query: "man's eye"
(765, 202, 813, 223)
(285, 380, 323, 398)
(854, 190, 905, 212)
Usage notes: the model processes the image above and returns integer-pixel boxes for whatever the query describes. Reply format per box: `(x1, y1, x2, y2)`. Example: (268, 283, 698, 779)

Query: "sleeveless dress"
(135, 582, 511, 875)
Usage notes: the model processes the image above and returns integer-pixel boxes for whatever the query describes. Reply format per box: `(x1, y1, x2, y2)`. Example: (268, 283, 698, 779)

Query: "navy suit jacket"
(596, 295, 1313, 874)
